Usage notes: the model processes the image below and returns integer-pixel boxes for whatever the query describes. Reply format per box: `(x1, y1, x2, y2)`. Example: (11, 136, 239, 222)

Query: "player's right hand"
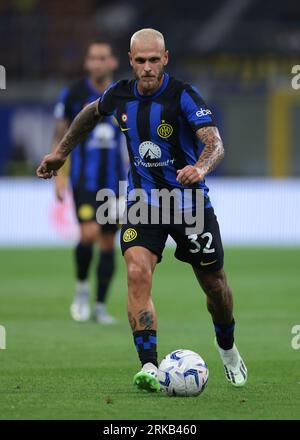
(36, 152, 66, 179)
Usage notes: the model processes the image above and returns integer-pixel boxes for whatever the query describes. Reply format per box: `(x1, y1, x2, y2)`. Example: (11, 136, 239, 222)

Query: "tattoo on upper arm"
(196, 126, 224, 175)
(58, 100, 101, 157)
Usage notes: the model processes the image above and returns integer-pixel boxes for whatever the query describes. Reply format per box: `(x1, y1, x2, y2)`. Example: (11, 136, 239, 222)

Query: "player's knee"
(80, 234, 95, 245)
(127, 261, 152, 292)
(99, 233, 115, 252)
(80, 223, 98, 244)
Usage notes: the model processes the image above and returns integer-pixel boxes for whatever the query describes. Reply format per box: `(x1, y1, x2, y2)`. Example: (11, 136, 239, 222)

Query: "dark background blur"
(1, 0, 300, 79)
(0, 0, 299, 177)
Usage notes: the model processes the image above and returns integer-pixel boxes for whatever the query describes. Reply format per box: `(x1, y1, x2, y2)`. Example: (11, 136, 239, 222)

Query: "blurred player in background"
(52, 40, 127, 324)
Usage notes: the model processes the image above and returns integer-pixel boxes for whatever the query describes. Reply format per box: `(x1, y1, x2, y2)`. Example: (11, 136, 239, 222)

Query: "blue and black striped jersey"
(54, 78, 126, 195)
(98, 73, 215, 208)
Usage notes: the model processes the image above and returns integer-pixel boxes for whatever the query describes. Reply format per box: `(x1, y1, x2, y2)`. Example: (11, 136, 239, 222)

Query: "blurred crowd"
(0, 0, 299, 177)
(1, 0, 300, 80)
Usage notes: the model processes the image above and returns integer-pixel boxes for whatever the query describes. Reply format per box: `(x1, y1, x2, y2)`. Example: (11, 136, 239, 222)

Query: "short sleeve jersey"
(97, 73, 215, 207)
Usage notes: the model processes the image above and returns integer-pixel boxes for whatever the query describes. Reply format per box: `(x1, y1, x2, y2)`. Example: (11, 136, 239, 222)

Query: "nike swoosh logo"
(200, 259, 217, 266)
(120, 127, 131, 132)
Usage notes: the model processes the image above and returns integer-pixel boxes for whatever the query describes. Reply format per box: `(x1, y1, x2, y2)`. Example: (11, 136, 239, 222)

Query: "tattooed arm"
(195, 126, 224, 175)
(176, 126, 224, 185)
(36, 99, 102, 179)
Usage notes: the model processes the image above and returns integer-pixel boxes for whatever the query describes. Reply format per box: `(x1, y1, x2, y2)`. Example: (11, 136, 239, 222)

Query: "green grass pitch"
(0, 247, 299, 420)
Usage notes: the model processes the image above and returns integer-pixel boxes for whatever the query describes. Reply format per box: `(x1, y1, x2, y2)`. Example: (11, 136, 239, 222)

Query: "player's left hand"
(176, 166, 205, 186)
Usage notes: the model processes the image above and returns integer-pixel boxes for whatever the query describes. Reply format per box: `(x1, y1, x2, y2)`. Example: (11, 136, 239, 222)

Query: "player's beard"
(135, 66, 164, 94)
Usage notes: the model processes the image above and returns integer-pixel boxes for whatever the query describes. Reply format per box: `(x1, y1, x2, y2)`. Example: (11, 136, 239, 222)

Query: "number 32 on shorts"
(188, 233, 215, 254)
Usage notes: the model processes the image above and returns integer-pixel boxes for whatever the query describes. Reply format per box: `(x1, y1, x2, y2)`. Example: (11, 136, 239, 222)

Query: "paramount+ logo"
(0, 65, 6, 90)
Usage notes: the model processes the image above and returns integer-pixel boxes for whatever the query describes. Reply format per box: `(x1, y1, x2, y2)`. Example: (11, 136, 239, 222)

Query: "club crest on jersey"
(157, 121, 173, 139)
(123, 228, 137, 242)
(121, 113, 128, 122)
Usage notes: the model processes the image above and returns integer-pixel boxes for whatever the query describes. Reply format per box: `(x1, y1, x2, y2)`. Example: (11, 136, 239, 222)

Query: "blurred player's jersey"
(54, 78, 126, 194)
(98, 73, 215, 209)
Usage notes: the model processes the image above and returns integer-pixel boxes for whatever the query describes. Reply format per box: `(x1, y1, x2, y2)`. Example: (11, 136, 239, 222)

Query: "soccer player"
(37, 29, 248, 389)
(52, 40, 127, 324)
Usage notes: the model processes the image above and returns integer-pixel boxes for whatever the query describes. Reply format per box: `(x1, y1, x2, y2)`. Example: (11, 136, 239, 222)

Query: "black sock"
(133, 330, 158, 367)
(96, 249, 115, 303)
(214, 319, 235, 350)
(75, 242, 93, 281)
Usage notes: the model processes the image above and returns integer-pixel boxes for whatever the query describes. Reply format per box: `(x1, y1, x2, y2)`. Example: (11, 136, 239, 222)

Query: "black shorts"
(72, 188, 118, 234)
(120, 207, 224, 271)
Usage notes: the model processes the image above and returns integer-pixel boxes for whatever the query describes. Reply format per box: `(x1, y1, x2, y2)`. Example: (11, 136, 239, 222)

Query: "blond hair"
(130, 28, 165, 51)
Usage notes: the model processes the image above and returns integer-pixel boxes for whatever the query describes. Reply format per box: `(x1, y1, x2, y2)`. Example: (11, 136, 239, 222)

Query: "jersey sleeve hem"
(190, 121, 216, 132)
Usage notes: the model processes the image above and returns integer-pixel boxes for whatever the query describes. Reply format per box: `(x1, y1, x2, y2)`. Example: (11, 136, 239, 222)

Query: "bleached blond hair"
(130, 28, 166, 51)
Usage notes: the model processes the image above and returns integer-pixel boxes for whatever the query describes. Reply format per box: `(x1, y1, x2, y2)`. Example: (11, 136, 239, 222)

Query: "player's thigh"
(170, 207, 224, 272)
(124, 246, 158, 275)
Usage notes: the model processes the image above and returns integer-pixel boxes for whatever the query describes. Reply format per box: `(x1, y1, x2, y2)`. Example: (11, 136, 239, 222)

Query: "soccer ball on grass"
(158, 349, 209, 396)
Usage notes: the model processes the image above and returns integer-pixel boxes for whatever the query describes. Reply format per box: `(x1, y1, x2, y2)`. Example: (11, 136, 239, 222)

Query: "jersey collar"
(134, 73, 169, 100)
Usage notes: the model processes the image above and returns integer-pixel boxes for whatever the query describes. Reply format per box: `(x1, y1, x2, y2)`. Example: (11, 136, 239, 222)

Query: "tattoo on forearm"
(196, 126, 224, 175)
(128, 312, 137, 331)
(58, 101, 100, 157)
(138, 310, 154, 330)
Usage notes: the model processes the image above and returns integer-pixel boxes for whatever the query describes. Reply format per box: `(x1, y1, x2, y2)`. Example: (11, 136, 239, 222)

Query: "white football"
(158, 349, 209, 396)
